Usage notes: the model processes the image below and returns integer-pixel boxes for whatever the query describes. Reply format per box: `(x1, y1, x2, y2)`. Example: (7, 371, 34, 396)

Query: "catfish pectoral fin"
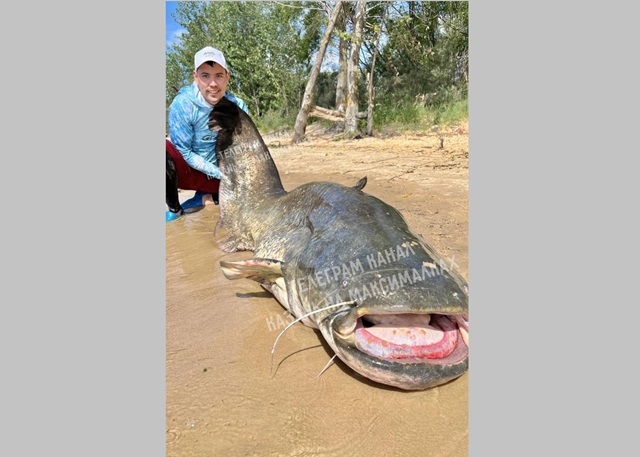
(220, 258, 284, 282)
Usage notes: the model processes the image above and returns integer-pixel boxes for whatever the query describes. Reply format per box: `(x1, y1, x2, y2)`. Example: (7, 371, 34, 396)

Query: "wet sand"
(167, 127, 468, 456)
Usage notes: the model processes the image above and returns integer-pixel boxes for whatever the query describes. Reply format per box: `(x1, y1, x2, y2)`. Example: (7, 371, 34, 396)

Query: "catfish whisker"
(316, 354, 338, 379)
(270, 300, 355, 376)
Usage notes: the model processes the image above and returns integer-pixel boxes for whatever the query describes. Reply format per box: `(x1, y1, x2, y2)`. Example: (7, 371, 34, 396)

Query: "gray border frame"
(472, 1, 638, 455)
(3, 1, 165, 456)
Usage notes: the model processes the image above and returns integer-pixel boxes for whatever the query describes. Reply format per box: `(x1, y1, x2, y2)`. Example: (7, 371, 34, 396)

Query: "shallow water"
(166, 172, 468, 457)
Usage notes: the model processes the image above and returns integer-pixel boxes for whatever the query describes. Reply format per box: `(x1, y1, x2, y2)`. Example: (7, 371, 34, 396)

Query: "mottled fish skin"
(210, 98, 468, 390)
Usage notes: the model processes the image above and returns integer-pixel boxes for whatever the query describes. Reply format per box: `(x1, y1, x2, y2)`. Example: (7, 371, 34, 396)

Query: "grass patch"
(253, 97, 468, 137)
(374, 97, 468, 134)
(433, 98, 468, 125)
(254, 109, 297, 134)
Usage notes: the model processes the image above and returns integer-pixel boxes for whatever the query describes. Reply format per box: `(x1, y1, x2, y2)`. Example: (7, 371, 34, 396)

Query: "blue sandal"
(166, 209, 183, 222)
(181, 191, 208, 212)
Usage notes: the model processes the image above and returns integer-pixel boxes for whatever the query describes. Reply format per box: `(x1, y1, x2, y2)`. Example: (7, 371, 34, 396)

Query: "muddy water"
(166, 172, 468, 457)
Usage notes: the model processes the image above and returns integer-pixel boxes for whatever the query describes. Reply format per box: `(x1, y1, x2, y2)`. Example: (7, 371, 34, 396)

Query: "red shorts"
(166, 139, 220, 194)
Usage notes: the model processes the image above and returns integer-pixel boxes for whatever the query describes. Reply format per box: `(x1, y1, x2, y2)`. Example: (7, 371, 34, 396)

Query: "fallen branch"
(387, 165, 418, 182)
(308, 105, 368, 122)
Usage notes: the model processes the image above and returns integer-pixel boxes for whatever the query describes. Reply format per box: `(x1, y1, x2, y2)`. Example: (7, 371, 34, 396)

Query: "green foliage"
(374, 96, 468, 132)
(375, 2, 468, 110)
(166, 1, 315, 116)
(254, 108, 297, 134)
(374, 102, 429, 129)
(166, 1, 469, 132)
(313, 71, 338, 108)
(434, 97, 468, 125)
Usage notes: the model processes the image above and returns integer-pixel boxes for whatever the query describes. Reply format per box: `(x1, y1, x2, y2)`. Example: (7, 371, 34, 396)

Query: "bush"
(254, 109, 297, 134)
(373, 88, 467, 132)
(434, 98, 468, 125)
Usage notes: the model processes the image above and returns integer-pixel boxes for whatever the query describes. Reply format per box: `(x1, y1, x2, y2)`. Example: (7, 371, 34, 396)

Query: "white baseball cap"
(194, 46, 228, 72)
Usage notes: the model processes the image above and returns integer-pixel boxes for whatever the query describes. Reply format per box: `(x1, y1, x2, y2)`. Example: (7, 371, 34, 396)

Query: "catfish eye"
(341, 280, 349, 288)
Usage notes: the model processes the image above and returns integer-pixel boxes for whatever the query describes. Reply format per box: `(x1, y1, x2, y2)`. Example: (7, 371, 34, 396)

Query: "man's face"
(194, 62, 229, 105)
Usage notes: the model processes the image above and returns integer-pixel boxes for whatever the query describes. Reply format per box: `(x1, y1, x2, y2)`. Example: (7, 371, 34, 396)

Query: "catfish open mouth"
(343, 313, 468, 366)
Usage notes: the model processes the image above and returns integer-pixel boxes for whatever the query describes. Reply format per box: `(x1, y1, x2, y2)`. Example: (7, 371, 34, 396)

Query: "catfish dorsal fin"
(353, 176, 367, 190)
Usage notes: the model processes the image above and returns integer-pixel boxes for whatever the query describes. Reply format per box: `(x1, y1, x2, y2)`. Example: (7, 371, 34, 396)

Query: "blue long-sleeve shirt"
(168, 83, 248, 179)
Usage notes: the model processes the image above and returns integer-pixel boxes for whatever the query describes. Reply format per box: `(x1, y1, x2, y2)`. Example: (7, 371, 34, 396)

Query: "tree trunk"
(292, 1, 343, 144)
(344, 0, 366, 136)
(366, 5, 386, 136)
(365, 71, 375, 136)
(335, 9, 348, 113)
